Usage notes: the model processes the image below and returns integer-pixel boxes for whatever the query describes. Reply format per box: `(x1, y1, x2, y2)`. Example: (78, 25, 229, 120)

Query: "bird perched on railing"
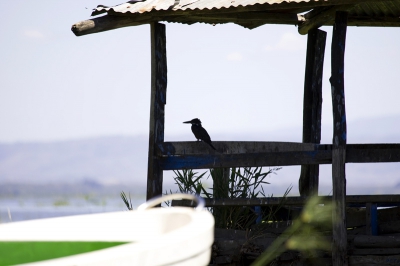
(183, 118, 216, 150)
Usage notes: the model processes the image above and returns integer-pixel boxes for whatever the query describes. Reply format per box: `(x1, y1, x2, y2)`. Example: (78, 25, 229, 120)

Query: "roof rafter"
(298, 4, 354, 34)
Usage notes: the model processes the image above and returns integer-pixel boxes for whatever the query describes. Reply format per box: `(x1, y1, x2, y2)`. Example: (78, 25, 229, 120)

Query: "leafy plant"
(120, 191, 133, 210)
(251, 196, 335, 266)
(171, 169, 210, 197)
(168, 167, 284, 230)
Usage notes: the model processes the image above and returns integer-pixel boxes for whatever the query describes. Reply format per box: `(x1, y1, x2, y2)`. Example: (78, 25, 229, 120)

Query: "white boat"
(0, 194, 214, 266)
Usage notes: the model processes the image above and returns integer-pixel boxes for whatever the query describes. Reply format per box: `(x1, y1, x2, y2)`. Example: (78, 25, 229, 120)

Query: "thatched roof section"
(72, 0, 400, 36)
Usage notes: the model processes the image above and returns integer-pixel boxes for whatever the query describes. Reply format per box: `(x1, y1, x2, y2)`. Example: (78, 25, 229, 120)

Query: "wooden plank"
(330, 12, 348, 148)
(158, 142, 400, 170)
(354, 235, 400, 248)
(299, 28, 326, 196)
(212, 168, 231, 228)
(158, 142, 400, 160)
(379, 220, 400, 234)
(159, 150, 333, 170)
(172, 195, 400, 207)
(349, 255, 400, 265)
(349, 248, 400, 255)
(158, 141, 317, 155)
(298, 5, 354, 35)
(71, 15, 148, 36)
(346, 144, 400, 162)
(330, 11, 348, 266)
(146, 22, 167, 200)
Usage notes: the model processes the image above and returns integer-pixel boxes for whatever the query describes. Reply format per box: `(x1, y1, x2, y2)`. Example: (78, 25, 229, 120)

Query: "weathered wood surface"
(173, 195, 400, 208)
(349, 255, 400, 265)
(71, 15, 145, 36)
(349, 248, 400, 255)
(298, 5, 354, 35)
(158, 143, 400, 170)
(212, 168, 230, 228)
(379, 221, 400, 235)
(354, 235, 400, 248)
(299, 28, 326, 196)
(347, 206, 400, 229)
(158, 141, 317, 155)
(213, 228, 332, 265)
(159, 150, 333, 170)
(330, 11, 348, 149)
(346, 144, 400, 162)
(146, 22, 167, 200)
(330, 11, 348, 266)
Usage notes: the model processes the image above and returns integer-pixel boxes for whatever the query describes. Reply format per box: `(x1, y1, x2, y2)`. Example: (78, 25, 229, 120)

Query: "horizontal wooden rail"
(158, 142, 400, 170)
(159, 150, 332, 170)
(171, 194, 400, 207)
(158, 141, 318, 155)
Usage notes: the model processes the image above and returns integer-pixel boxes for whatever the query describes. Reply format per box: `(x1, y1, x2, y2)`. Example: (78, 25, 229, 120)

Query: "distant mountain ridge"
(0, 115, 399, 195)
(0, 136, 148, 185)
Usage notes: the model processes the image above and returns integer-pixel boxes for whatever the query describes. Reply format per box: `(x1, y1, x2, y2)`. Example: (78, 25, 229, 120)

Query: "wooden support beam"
(172, 194, 400, 207)
(211, 168, 230, 228)
(71, 15, 148, 36)
(157, 142, 400, 169)
(330, 11, 348, 266)
(159, 141, 400, 156)
(147, 22, 167, 200)
(298, 5, 354, 35)
(159, 150, 333, 170)
(353, 235, 400, 248)
(158, 141, 317, 155)
(346, 144, 400, 162)
(299, 29, 326, 196)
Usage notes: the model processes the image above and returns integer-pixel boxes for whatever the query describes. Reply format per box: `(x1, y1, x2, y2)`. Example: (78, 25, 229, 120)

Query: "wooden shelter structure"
(72, 1, 400, 265)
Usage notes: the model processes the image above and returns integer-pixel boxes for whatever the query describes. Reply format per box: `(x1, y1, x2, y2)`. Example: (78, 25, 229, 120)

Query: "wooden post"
(299, 29, 326, 196)
(212, 168, 230, 228)
(366, 203, 378, 235)
(330, 11, 348, 266)
(147, 22, 167, 200)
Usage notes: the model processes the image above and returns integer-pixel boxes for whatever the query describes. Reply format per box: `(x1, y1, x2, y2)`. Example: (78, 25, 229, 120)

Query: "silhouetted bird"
(183, 118, 216, 150)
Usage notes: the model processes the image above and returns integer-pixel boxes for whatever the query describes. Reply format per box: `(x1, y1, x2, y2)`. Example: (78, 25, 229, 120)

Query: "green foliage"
(228, 167, 280, 199)
(120, 191, 133, 210)
(120, 166, 288, 231)
(251, 196, 335, 266)
(171, 169, 210, 197)
(169, 167, 285, 230)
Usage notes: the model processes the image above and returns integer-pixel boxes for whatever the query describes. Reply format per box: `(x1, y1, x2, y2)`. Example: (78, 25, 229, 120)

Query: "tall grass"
(168, 167, 290, 230)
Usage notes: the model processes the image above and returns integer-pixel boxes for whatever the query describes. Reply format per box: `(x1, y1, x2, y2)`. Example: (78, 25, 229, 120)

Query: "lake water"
(0, 194, 146, 223)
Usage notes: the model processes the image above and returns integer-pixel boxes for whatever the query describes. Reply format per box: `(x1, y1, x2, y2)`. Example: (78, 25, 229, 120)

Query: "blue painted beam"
(159, 150, 333, 170)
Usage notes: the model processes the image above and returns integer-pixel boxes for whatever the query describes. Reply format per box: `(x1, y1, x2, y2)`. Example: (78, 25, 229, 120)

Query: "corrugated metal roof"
(92, 0, 319, 16)
(72, 0, 400, 36)
(350, 0, 400, 17)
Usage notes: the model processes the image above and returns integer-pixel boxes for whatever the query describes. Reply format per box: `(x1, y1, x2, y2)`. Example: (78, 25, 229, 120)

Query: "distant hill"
(0, 136, 148, 186)
(0, 115, 399, 196)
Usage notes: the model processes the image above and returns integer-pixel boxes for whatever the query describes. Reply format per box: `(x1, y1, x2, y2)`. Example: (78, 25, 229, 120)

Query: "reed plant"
(167, 167, 289, 230)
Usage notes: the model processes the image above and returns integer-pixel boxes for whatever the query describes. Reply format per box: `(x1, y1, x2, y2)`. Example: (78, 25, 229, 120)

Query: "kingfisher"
(183, 118, 216, 150)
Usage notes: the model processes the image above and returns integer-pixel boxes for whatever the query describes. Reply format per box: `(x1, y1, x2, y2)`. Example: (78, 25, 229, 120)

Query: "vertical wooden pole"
(147, 22, 167, 201)
(330, 11, 348, 266)
(299, 29, 326, 196)
(366, 203, 378, 235)
(212, 168, 230, 228)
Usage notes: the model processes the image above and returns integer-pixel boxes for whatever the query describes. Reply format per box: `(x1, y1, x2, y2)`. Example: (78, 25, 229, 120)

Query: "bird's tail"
(208, 142, 217, 151)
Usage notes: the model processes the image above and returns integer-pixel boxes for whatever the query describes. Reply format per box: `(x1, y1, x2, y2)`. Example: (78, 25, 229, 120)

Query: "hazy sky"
(1, 1, 399, 144)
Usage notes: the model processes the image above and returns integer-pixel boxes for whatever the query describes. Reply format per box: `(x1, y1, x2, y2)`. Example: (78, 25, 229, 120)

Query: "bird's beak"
(183, 120, 192, 124)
